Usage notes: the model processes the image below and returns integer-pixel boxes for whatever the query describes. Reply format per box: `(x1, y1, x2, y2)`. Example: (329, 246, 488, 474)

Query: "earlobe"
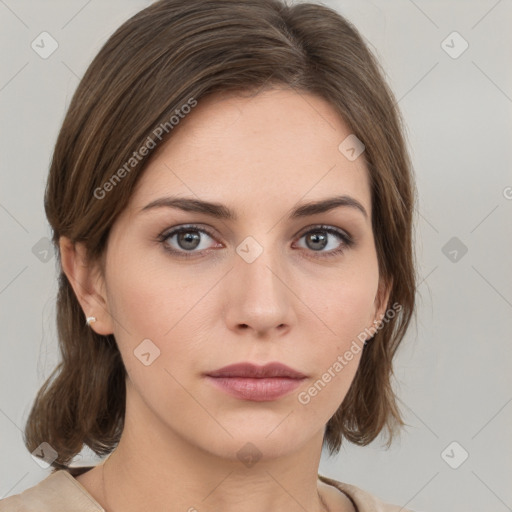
(58, 236, 114, 335)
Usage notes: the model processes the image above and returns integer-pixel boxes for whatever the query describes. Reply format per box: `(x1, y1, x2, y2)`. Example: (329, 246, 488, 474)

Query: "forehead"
(128, 87, 371, 221)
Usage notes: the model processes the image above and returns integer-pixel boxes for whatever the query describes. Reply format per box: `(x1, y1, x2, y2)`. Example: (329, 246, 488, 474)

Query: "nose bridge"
(225, 234, 294, 333)
(237, 234, 286, 301)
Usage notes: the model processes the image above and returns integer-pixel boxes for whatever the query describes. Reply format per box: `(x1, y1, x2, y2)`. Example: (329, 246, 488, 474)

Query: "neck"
(99, 382, 331, 512)
(102, 452, 330, 512)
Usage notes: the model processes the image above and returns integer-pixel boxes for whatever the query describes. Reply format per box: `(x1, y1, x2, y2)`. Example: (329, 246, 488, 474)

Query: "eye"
(294, 225, 354, 258)
(157, 224, 354, 259)
(157, 225, 220, 257)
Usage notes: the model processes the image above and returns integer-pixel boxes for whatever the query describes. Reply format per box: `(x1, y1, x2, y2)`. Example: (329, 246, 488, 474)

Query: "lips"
(204, 362, 307, 402)
(205, 362, 307, 379)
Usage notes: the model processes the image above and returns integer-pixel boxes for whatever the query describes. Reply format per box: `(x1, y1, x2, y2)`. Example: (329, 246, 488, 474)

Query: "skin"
(60, 87, 391, 512)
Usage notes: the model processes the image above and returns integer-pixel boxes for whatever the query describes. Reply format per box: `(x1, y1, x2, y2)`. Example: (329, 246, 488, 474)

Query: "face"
(79, 88, 389, 460)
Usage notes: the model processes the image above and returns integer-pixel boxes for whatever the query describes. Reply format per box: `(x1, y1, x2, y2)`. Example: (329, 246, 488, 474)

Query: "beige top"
(0, 467, 413, 512)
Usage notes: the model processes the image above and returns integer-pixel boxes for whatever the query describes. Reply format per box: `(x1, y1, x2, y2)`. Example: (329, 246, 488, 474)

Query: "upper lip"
(206, 362, 307, 379)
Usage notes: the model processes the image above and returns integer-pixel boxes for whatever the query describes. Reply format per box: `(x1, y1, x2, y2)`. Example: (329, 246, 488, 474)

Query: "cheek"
(330, 287, 375, 348)
(104, 250, 216, 379)
(309, 264, 378, 349)
(105, 249, 191, 335)
(291, 268, 378, 416)
(104, 261, 202, 410)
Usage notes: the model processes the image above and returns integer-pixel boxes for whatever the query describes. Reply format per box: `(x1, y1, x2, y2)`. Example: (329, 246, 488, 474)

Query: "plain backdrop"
(1, 1, 511, 511)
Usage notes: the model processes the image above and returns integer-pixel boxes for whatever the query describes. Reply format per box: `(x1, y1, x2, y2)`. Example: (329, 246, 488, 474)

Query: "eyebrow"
(140, 194, 368, 220)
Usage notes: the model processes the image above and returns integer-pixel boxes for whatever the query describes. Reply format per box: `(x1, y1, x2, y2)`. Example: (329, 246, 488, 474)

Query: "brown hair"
(24, 0, 417, 470)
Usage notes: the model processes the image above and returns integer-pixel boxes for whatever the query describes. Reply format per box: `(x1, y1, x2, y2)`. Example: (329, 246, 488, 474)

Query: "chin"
(189, 422, 316, 463)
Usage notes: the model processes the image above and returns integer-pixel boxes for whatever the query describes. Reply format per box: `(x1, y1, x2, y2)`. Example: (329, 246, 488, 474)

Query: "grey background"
(1, 1, 511, 510)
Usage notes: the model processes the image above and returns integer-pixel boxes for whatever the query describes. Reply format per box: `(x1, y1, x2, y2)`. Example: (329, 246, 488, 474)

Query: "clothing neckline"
(58, 469, 105, 510)
(57, 467, 359, 511)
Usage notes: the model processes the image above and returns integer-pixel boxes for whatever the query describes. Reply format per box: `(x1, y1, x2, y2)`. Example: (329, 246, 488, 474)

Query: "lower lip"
(205, 376, 305, 401)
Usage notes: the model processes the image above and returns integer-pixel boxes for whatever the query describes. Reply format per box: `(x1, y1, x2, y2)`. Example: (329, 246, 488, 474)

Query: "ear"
(59, 236, 114, 336)
(373, 275, 393, 326)
(363, 275, 393, 336)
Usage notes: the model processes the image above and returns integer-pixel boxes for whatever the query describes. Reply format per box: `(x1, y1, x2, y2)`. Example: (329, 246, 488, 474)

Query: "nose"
(223, 243, 296, 337)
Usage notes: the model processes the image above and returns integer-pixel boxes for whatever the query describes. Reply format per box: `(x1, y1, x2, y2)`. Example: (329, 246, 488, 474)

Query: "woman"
(0, 0, 418, 510)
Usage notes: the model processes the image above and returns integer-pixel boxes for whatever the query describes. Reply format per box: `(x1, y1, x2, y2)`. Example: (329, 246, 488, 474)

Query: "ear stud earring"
(86, 316, 97, 326)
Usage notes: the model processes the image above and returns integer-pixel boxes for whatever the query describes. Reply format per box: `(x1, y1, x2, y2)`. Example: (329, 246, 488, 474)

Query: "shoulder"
(0, 468, 104, 512)
(318, 474, 416, 512)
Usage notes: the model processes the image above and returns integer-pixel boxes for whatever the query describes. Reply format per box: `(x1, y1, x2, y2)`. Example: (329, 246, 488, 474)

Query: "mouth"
(204, 362, 307, 402)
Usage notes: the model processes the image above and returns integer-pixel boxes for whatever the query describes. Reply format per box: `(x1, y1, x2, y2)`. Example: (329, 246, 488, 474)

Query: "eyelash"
(156, 224, 354, 260)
